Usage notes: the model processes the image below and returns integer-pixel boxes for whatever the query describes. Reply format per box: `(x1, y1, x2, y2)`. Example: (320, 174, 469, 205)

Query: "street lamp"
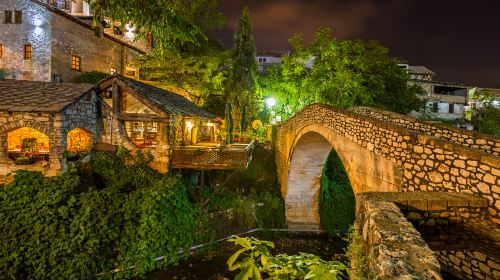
(265, 97, 276, 109)
(265, 97, 276, 124)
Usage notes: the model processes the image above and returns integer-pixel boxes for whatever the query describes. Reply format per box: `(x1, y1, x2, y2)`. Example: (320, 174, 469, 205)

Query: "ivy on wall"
(0, 150, 214, 279)
(318, 149, 355, 236)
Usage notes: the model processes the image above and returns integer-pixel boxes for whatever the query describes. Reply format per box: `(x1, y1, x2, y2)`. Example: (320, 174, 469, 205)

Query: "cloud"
(234, 0, 383, 49)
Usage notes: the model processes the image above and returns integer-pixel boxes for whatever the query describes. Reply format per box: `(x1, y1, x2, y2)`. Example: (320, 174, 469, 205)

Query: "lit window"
(110, 67, 117, 75)
(23, 44, 32, 60)
(124, 121, 159, 148)
(14, 10, 21, 24)
(125, 69, 136, 77)
(7, 127, 50, 164)
(0, 44, 3, 59)
(71, 55, 81, 71)
(4, 10, 12, 24)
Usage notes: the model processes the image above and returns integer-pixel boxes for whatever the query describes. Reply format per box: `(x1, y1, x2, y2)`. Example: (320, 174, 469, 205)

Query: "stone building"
(0, 79, 97, 176)
(0, 0, 149, 83)
(0, 75, 253, 177)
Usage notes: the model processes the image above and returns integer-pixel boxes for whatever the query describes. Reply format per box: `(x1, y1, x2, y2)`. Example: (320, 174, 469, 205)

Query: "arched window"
(7, 127, 50, 164)
(66, 128, 92, 152)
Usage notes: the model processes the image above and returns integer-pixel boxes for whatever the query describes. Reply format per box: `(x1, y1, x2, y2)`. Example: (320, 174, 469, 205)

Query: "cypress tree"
(225, 7, 257, 139)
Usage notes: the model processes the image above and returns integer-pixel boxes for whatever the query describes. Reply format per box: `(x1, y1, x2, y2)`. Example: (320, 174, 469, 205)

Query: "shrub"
(0, 151, 214, 279)
(0, 69, 6, 79)
(344, 225, 374, 280)
(227, 236, 347, 279)
(319, 150, 355, 236)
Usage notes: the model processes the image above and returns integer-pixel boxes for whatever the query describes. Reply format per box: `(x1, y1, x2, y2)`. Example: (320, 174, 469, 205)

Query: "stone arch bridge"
(275, 104, 500, 229)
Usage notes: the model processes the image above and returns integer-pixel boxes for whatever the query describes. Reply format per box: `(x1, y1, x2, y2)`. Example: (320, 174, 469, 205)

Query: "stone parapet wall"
(355, 192, 442, 279)
(357, 192, 499, 280)
(350, 106, 500, 156)
(275, 104, 500, 224)
(366, 192, 490, 226)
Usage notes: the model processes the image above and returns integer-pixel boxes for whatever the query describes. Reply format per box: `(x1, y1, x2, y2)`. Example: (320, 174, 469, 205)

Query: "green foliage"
(0, 68, 6, 79)
(469, 90, 500, 136)
(319, 150, 355, 236)
(227, 236, 347, 280)
(225, 7, 258, 133)
(205, 145, 286, 229)
(344, 226, 374, 280)
(0, 150, 214, 279)
(474, 105, 500, 135)
(77, 71, 110, 84)
(137, 50, 228, 105)
(87, 0, 224, 53)
(257, 27, 423, 119)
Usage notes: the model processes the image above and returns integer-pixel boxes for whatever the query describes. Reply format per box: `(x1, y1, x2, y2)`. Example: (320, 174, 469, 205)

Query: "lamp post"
(265, 97, 276, 124)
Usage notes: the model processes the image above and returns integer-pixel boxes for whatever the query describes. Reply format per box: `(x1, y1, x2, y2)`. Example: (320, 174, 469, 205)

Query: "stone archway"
(284, 124, 401, 229)
(66, 128, 93, 152)
(286, 132, 335, 229)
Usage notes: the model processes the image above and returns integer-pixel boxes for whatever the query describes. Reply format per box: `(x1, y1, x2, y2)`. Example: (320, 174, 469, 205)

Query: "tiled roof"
(110, 75, 215, 118)
(408, 66, 435, 75)
(0, 80, 94, 112)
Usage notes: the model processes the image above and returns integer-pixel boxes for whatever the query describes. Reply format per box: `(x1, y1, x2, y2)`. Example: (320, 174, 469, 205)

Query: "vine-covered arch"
(285, 125, 358, 229)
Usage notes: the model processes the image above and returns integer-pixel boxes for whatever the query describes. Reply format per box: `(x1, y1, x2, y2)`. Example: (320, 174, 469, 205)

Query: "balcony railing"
(171, 141, 255, 170)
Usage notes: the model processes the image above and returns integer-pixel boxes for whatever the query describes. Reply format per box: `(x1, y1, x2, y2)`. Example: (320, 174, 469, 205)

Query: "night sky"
(217, 0, 500, 88)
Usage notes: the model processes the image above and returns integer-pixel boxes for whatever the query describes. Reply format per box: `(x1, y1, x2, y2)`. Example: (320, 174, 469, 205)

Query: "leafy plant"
(0, 150, 215, 279)
(344, 226, 374, 280)
(319, 150, 355, 236)
(227, 236, 347, 280)
(257, 27, 424, 120)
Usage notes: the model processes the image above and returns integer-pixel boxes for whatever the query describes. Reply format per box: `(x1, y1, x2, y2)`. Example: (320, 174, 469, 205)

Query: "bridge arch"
(284, 124, 399, 229)
(276, 104, 500, 228)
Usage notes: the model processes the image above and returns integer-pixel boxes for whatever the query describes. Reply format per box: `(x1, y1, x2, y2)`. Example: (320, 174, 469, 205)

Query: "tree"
(224, 7, 258, 138)
(258, 27, 423, 119)
(470, 90, 500, 135)
(87, 0, 224, 52)
(137, 48, 228, 107)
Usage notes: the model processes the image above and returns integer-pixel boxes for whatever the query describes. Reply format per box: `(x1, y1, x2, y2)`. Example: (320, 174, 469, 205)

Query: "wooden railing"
(171, 141, 255, 170)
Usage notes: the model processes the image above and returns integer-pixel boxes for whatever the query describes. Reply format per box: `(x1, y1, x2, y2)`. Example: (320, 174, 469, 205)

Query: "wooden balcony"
(171, 141, 255, 170)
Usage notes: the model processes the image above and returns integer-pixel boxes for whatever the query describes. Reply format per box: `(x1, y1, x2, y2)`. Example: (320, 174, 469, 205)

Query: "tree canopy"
(87, 0, 224, 52)
(258, 28, 424, 119)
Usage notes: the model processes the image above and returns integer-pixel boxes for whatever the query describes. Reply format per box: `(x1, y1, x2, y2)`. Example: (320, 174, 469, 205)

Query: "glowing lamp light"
(266, 97, 276, 108)
(186, 120, 193, 130)
(33, 17, 44, 27)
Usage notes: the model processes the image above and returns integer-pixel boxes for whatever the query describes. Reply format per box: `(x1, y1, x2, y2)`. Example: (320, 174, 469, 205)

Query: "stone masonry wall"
(350, 106, 500, 156)
(275, 104, 500, 224)
(97, 101, 170, 173)
(422, 222, 500, 280)
(50, 11, 143, 83)
(355, 192, 442, 279)
(0, 0, 52, 81)
(60, 90, 98, 148)
(0, 91, 98, 177)
(357, 192, 498, 280)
